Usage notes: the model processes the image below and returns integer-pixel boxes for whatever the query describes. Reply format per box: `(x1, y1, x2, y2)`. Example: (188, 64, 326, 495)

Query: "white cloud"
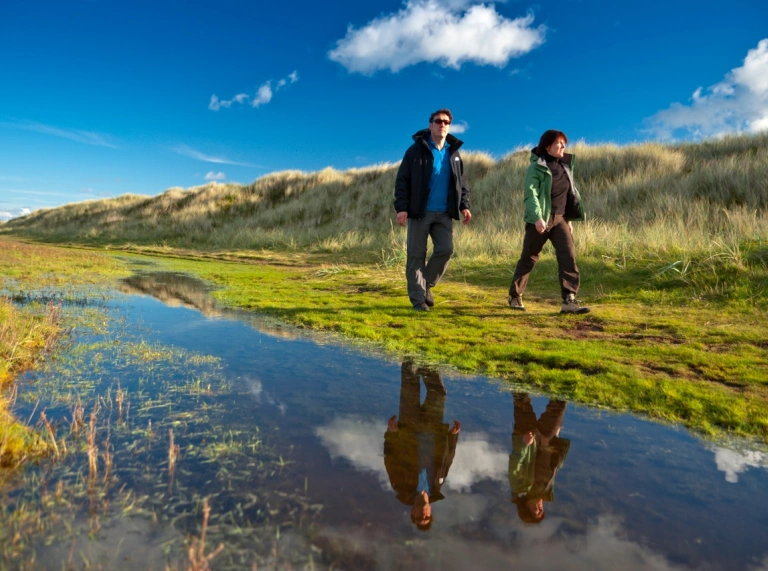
(0, 206, 34, 221)
(314, 415, 508, 491)
(208, 93, 249, 111)
(251, 83, 273, 107)
(712, 446, 767, 483)
(1, 120, 117, 148)
(328, 0, 545, 74)
(204, 171, 226, 181)
(171, 144, 258, 167)
(209, 71, 299, 111)
(450, 120, 469, 134)
(646, 38, 768, 139)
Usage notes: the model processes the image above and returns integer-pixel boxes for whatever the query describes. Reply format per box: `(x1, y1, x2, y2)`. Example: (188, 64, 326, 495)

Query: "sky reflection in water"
(18, 272, 768, 569)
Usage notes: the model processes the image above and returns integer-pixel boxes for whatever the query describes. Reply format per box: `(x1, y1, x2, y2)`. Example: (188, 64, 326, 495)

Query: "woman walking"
(508, 130, 589, 314)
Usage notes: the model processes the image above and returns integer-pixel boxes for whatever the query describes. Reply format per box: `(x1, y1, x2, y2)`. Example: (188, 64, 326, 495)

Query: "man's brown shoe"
(508, 295, 526, 311)
(425, 287, 434, 307)
(561, 293, 590, 314)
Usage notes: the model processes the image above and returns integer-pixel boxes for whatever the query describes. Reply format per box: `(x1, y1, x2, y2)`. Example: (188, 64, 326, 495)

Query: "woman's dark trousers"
(509, 216, 579, 300)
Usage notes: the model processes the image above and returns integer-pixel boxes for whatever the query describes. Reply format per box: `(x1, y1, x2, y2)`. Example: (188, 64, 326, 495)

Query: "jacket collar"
(413, 129, 463, 151)
(531, 147, 574, 169)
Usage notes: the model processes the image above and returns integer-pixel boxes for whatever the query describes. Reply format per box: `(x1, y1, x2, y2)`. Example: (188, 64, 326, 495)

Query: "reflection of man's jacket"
(384, 362, 459, 505)
(509, 394, 570, 502)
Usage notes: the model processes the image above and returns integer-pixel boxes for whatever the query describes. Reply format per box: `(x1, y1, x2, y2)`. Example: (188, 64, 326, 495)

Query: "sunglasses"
(432, 119, 451, 125)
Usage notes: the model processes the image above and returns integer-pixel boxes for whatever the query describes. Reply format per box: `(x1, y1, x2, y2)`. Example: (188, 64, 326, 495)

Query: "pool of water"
(6, 272, 768, 570)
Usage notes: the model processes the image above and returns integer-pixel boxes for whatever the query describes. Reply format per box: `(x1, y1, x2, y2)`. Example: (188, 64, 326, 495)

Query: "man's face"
(429, 113, 451, 140)
(411, 502, 432, 527)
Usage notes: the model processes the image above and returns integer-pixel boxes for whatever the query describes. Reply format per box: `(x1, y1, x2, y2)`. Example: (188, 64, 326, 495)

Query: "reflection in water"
(713, 446, 768, 483)
(117, 272, 220, 316)
(12, 273, 768, 569)
(385, 361, 460, 531)
(510, 393, 570, 524)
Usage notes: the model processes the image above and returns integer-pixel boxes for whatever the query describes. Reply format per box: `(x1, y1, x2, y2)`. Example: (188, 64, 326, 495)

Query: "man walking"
(394, 109, 471, 311)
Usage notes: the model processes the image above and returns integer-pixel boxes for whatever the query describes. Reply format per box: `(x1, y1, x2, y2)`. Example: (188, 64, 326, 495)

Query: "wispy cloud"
(209, 71, 299, 111)
(450, 120, 469, 134)
(1, 120, 117, 148)
(328, 0, 545, 74)
(171, 144, 258, 167)
(204, 171, 226, 181)
(646, 38, 768, 139)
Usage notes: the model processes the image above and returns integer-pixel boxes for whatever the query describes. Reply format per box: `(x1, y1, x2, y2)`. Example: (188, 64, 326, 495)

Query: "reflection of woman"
(508, 130, 590, 314)
(509, 393, 570, 524)
(384, 361, 460, 531)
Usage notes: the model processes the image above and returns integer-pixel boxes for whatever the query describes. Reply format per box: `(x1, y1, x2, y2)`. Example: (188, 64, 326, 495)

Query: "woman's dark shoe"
(425, 287, 434, 307)
(413, 303, 431, 312)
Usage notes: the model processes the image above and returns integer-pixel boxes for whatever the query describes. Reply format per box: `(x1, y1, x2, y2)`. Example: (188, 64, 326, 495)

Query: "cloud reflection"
(315, 415, 508, 491)
(712, 446, 767, 483)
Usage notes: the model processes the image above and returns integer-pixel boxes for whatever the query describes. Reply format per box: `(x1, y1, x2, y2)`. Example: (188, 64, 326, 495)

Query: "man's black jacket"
(394, 129, 471, 220)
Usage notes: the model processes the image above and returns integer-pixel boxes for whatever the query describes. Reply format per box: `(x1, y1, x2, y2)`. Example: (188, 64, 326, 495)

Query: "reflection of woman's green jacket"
(523, 151, 585, 224)
(509, 435, 571, 502)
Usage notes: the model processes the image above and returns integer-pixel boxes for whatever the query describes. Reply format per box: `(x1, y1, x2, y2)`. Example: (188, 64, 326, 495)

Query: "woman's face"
(546, 137, 566, 158)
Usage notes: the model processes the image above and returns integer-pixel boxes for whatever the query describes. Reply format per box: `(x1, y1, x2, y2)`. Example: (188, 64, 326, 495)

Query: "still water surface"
(9, 272, 768, 570)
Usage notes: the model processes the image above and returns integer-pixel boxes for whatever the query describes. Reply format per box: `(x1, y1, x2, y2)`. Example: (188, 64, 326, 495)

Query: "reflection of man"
(385, 361, 461, 530)
(509, 393, 570, 524)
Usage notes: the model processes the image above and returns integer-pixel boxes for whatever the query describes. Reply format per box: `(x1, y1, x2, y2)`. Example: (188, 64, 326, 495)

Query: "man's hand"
(396, 212, 408, 227)
(568, 221, 573, 233)
(523, 431, 534, 446)
(535, 219, 546, 233)
(461, 209, 472, 225)
(450, 420, 461, 434)
(387, 415, 399, 432)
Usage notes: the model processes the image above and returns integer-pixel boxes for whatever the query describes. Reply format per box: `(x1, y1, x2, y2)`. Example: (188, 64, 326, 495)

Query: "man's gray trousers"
(406, 211, 453, 306)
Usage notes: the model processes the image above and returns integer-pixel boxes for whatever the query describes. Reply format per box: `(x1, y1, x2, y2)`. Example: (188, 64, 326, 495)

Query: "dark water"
(7, 272, 768, 570)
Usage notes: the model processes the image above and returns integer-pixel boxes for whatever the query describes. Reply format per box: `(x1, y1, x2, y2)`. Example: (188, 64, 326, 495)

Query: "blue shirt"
(425, 137, 450, 212)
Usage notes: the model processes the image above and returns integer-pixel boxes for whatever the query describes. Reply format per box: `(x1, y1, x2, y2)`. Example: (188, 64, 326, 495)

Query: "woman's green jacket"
(523, 151, 585, 224)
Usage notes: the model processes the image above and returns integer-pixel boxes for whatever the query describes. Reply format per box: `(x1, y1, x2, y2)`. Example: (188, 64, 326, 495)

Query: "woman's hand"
(535, 219, 547, 233)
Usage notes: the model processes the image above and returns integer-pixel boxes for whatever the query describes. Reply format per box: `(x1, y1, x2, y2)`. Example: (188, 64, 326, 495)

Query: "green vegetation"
(2, 133, 768, 442)
(0, 241, 129, 467)
(1, 281, 319, 568)
(0, 299, 60, 465)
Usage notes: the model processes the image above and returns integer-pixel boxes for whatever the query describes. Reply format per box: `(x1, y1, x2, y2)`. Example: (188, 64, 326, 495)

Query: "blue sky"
(1, 0, 767, 220)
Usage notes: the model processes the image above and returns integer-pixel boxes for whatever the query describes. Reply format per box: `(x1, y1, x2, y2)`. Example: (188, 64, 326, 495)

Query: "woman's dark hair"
(513, 496, 546, 525)
(535, 130, 568, 155)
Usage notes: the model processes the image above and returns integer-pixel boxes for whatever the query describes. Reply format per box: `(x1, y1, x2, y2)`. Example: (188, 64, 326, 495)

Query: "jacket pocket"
(564, 192, 584, 221)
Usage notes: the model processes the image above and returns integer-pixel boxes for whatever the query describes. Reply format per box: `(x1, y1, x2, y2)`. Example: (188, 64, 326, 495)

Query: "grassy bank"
(4, 134, 768, 266)
(0, 241, 128, 466)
